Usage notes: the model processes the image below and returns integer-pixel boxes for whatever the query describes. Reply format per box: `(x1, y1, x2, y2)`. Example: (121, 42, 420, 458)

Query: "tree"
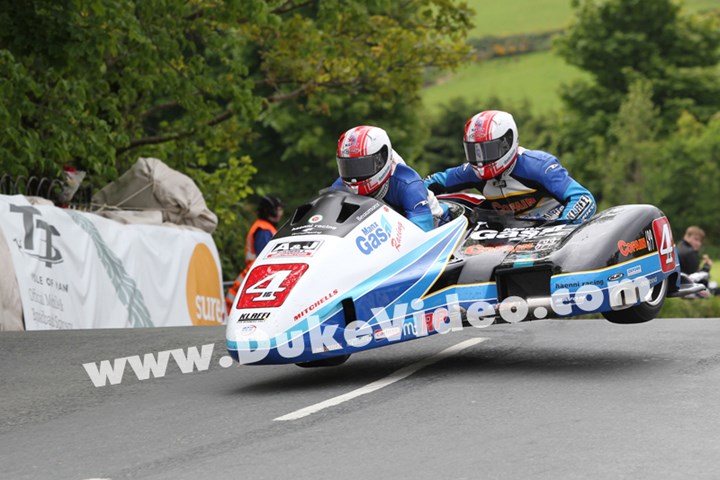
(0, 0, 473, 274)
(556, 0, 720, 127)
(552, 0, 720, 205)
(601, 79, 661, 206)
(239, 0, 474, 206)
(656, 112, 720, 241)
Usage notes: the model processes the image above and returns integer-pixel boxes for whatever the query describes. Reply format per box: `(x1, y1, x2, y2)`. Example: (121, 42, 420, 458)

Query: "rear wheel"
(295, 354, 350, 368)
(602, 278, 667, 324)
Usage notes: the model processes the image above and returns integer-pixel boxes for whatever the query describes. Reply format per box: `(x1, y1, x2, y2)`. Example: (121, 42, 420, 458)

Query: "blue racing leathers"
(425, 148, 596, 223)
(333, 163, 435, 232)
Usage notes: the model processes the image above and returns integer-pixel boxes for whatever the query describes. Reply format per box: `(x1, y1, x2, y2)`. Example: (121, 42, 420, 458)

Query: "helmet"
(463, 110, 519, 180)
(257, 195, 283, 221)
(336, 126, 393, 198)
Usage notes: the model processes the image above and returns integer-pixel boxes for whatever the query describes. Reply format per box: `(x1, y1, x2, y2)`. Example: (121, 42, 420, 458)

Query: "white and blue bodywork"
(226, 191, 684, 366)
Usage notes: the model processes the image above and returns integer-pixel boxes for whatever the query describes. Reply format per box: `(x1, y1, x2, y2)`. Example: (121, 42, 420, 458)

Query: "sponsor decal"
(186, 243, 224, 325)
(10, 204, 63, 267)
(347, 336, 372, 347)
(423, 312, 437, 333)
(290, 224, 337, 236)
(311, 342, 343, 354)
(380, 216, 392, 235)
(565, 195, 593, 222)
(339, 128, 369, 157)
(238, 325, 258, 335)
(237, 263, 309, 309)
(464, 243, 534, 255)
(373, 326, 402, 341)
(534, 237, 559, 250)
(542, 204, 566, 220)
(652, 216, 677, 273)
(265, 241, 322, 259)
(617, 237, 648, 256)
(308, 214, 323, 224)
(608, 273, 624, 281)
(644, 229, 656, 251)
(355, 203, 380, 222)
(237, 311, 271, 322)
(544, 163, 560, 174)
(627, 265, 642, 276)
(469, 225, 568, 241)
(402, 312, 439, 336)
(390, 221, 405, 251)
(554, 279, 604, 289)
(356, 216, 393, 255)
(491, 196, 537, 213)
(293, 289, 340, 321)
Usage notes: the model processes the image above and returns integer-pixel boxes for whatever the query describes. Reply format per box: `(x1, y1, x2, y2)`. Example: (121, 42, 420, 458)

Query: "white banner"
(0, 195, 225, 330)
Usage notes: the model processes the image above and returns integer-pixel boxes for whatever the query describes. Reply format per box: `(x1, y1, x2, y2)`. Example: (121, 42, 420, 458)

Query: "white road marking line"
(274, 337, 488, 421)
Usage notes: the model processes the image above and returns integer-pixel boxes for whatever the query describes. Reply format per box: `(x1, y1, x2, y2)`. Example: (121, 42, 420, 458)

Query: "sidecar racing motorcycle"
(226, 190, 702, 366)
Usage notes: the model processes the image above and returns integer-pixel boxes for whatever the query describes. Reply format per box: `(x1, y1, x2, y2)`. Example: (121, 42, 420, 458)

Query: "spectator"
(225, 195, 284, 313)
(677, 226, 713, 294)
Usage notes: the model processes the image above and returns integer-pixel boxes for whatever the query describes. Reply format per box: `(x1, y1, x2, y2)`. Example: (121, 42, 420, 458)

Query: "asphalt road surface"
(2, 318, 720, 480)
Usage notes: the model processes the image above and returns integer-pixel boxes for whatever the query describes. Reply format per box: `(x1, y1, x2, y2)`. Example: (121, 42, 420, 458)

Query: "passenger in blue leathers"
(333, 125, 437, 232)
(425, 110, 596, 224)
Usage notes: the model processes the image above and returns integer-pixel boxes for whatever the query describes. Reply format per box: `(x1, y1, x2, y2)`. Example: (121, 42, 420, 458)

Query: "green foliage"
(551, 0, 720, 212)
(0, 0, 472, 275)
(249, 91, 433, 208)
(242, 0, 473, 208)
(0, 0, 263, 185)
(655, 113, 720, 241)
(660, 297, 720, 318)
(420, 98, 475, 175)
(601, 79, 661, 206)
(187, 156, 256, 277)
(556, 0, 720, 128)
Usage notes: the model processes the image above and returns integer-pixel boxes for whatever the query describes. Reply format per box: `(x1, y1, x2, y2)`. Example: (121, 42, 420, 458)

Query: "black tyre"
(295, 354, 350, 368)
(602, 278, 667, 324)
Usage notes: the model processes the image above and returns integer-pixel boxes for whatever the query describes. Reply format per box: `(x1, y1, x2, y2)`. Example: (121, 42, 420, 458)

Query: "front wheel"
(602, 278, 667, 324)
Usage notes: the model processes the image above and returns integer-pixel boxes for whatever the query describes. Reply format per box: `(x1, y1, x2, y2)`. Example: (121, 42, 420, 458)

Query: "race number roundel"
(652, 217, 677, 273)
(237, 263, 308, 309)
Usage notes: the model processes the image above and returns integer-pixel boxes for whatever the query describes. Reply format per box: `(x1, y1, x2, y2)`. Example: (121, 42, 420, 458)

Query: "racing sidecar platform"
(226, 190, 693, 366)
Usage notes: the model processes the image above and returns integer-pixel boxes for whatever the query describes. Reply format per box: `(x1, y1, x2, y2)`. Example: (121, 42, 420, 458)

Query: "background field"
(466, 0, 720, 38)
(424, 0, 720, 115)
(421, 50, 588, 114)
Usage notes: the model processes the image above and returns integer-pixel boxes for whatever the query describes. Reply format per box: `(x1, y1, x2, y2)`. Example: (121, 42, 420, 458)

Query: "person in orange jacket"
(225, 195, 284, 313)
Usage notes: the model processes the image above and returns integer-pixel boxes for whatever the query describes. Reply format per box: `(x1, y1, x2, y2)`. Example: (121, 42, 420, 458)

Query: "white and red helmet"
(463, 110, 519, 180)
(336, 125, 393, 198)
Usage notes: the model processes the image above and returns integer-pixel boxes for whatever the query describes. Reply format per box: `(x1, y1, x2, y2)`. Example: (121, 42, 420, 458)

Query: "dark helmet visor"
(464, 130, 514, 165)
(336, 147, 388, 182)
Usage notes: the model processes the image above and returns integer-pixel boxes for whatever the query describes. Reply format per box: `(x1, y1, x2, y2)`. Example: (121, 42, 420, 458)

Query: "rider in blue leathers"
(333, 125, 436, 232)
(425, 110, 596, 224)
